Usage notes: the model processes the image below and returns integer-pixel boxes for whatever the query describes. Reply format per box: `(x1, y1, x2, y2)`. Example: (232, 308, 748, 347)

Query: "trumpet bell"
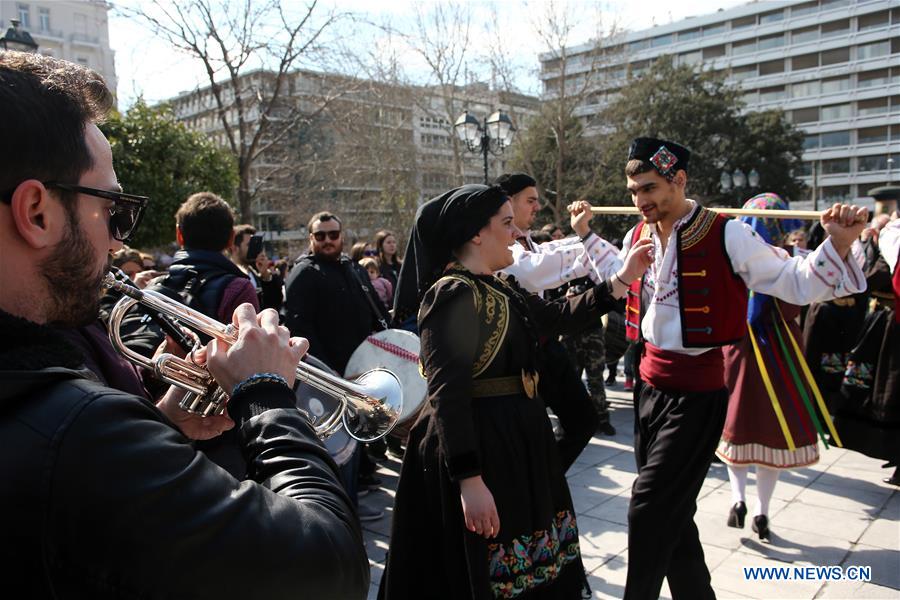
(343, 368, 403, 443)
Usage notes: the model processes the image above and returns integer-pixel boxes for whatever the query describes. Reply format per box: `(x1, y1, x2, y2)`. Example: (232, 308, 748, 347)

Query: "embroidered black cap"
(628, 137, 691, 177)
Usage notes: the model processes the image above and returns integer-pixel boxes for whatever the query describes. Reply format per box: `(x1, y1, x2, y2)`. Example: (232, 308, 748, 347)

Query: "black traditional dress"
(379, 265, 619, 600)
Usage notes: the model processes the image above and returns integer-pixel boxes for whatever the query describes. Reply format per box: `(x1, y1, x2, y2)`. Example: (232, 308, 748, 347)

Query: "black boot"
(883, 467, 900, 486)
(727, 501, 747, 528)
(752, 514, 770, 542)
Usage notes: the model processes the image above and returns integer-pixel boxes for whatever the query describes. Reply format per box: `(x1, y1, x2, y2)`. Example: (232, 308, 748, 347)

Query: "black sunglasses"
(44, 182, 148, 242)
(312, 230, 341, 242)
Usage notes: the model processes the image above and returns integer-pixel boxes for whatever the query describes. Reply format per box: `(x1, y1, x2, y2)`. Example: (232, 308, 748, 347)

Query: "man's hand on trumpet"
(567, 199, 594, 238)
(155, 304, 310, 440)
(207, 304, 309, 393)
(156, 382, 235, 441)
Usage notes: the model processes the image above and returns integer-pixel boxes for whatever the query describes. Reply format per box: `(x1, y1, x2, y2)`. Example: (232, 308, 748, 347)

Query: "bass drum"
(602, 309, 629, 364)
(344, 329, 426, 442)
(295, 353, 357, 466)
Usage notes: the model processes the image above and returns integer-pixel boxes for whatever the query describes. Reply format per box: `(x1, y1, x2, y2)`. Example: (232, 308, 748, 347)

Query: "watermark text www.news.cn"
(743, 565, 872, 581)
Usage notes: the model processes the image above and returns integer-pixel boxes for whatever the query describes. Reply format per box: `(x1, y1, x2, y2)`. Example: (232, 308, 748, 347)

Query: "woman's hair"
(349, 241, 368, 262)
(374, 229, 402, 266)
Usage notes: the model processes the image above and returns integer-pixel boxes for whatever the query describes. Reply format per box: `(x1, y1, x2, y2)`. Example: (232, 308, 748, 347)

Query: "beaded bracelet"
(231, 372, 290, 398)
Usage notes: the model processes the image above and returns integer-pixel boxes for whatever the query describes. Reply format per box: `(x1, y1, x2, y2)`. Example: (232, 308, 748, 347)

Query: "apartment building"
(169, 69, 537, 248)
(1, 0, 116, 95)
(540, 0, 899, 204)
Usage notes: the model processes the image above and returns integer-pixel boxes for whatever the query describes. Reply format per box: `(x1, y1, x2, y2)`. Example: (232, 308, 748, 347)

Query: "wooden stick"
(589, 206, 825, 219)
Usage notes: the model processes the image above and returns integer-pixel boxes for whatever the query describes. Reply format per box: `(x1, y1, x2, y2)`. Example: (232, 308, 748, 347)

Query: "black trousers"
(624, 381, 728, 600)
(538, 338, 598, 472)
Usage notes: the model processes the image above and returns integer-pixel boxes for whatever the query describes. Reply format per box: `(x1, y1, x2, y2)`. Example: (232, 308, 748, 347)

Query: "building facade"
(540, 0, 899, 205)
(0, 0, 116, 95)
(169, 69, 538, 252)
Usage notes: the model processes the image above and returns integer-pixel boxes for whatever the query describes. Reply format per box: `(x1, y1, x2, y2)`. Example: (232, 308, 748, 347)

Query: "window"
(759, 86, 786, 102)
(821, 103, 851, 120)
(803, 134, 820, 150)
(796, 162, 813, 176)
(17, 3, 30, 27)
(822, 158, 850, 174)
(892, 95, 900, 109)
(73, 13, 87, 35)
(678, 28, 701, 42)
(858, 11, 889, 31)
(759, 60, 785, 76)
(858, 98, 889, 116)
(628, 39, 649, 52)
(792, 107, 820, 123)
(821, 77, 850, 93)
(858, 69, 890, 88)
(821, 186, 851, 202)
(858, 155, 889, 172)
(820, 0, 851, 10)
(792, 26, 819, 44)
(821, 19, 850, 37)
(792, 80, 821, 97)
(731, 64, 758, 81)
(732, 39, 756, 55)
(792, 53, 819, 70)
(732, 16, 756, 30)
(679, 50, 702, 66)
(703, 45, 726, 59)
(821, 47, 850, 66)
(758, 34, 785, 50)
(650, 34, 673, 48)
(703, 23, 726, 37)
(76, 57, 89, 66)
(741, 91, 759, 105)
(760, 10, 784, 24)
(792, 2, 818, 18)
(858, 126, 888, 144)
(820, 130, 850, 147)
(857, 41, 890, 60)
(39, 7, 50, 31)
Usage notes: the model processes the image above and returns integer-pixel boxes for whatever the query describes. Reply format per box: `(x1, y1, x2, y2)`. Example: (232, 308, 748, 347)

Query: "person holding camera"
(0, 51, 368, 599)
(231, 223, 284, 312)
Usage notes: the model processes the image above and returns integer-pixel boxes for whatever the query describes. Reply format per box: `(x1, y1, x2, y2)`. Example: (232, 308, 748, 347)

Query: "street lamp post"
(0, 19, 38, 53)
(453, 110, 517, 184)
(719, 167, 760, 194)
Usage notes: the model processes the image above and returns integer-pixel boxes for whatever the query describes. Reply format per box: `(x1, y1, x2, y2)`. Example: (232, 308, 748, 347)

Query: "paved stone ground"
(359, 378, 899, 599)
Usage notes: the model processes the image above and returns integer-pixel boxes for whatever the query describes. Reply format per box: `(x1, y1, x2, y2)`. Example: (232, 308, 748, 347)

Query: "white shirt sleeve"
(502, 233, 618, 293)
(725, 219, 866, 304)
(879, 219, 900, 272)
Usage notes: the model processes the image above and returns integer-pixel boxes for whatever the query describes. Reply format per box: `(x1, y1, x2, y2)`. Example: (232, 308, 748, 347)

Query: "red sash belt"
(640, 343, 725, 393)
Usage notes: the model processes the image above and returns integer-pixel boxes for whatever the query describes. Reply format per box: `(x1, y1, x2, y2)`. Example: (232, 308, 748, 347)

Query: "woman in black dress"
(380, 185, 651, 599)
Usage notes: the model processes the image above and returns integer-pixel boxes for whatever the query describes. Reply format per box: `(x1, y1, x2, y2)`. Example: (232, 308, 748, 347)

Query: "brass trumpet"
(102, 272, 403, 442)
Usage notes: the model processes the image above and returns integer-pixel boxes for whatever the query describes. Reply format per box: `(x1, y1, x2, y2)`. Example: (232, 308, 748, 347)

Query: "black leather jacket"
(0, 311, 369, 599)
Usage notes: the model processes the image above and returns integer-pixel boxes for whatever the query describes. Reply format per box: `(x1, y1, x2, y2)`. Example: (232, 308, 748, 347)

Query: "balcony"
(70, 32, 100, 46)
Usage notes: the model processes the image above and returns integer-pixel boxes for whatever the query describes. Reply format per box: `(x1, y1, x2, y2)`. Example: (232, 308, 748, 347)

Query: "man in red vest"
(582, 137, 868, 600)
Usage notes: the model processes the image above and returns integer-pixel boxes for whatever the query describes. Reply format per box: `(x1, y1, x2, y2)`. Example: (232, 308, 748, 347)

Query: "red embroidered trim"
(366, 336, 419, 363)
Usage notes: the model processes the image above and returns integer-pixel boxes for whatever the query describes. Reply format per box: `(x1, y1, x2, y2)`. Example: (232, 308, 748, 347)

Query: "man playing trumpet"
(0, 52, 368, 599)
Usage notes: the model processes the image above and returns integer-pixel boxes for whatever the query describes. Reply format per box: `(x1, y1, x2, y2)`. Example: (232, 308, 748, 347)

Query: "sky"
(108, 0, 747, 108)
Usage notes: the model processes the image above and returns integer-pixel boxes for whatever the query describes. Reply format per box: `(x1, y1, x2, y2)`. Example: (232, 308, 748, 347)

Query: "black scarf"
(392, 184, 508, 325)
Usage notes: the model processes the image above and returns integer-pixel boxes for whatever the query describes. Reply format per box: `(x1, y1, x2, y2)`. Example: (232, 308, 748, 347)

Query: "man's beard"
(40, 208, 107, 327)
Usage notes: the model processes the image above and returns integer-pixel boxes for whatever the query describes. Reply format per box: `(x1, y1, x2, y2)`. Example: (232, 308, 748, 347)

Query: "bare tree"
(394, 1, 473, 184)
(122, 0, 344, 222)
(520, 0, 621, 224)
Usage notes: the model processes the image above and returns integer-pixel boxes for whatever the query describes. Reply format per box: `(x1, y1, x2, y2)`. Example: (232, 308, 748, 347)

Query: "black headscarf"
(494, 172, 536, 196)
(392, 184, 509, 325)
